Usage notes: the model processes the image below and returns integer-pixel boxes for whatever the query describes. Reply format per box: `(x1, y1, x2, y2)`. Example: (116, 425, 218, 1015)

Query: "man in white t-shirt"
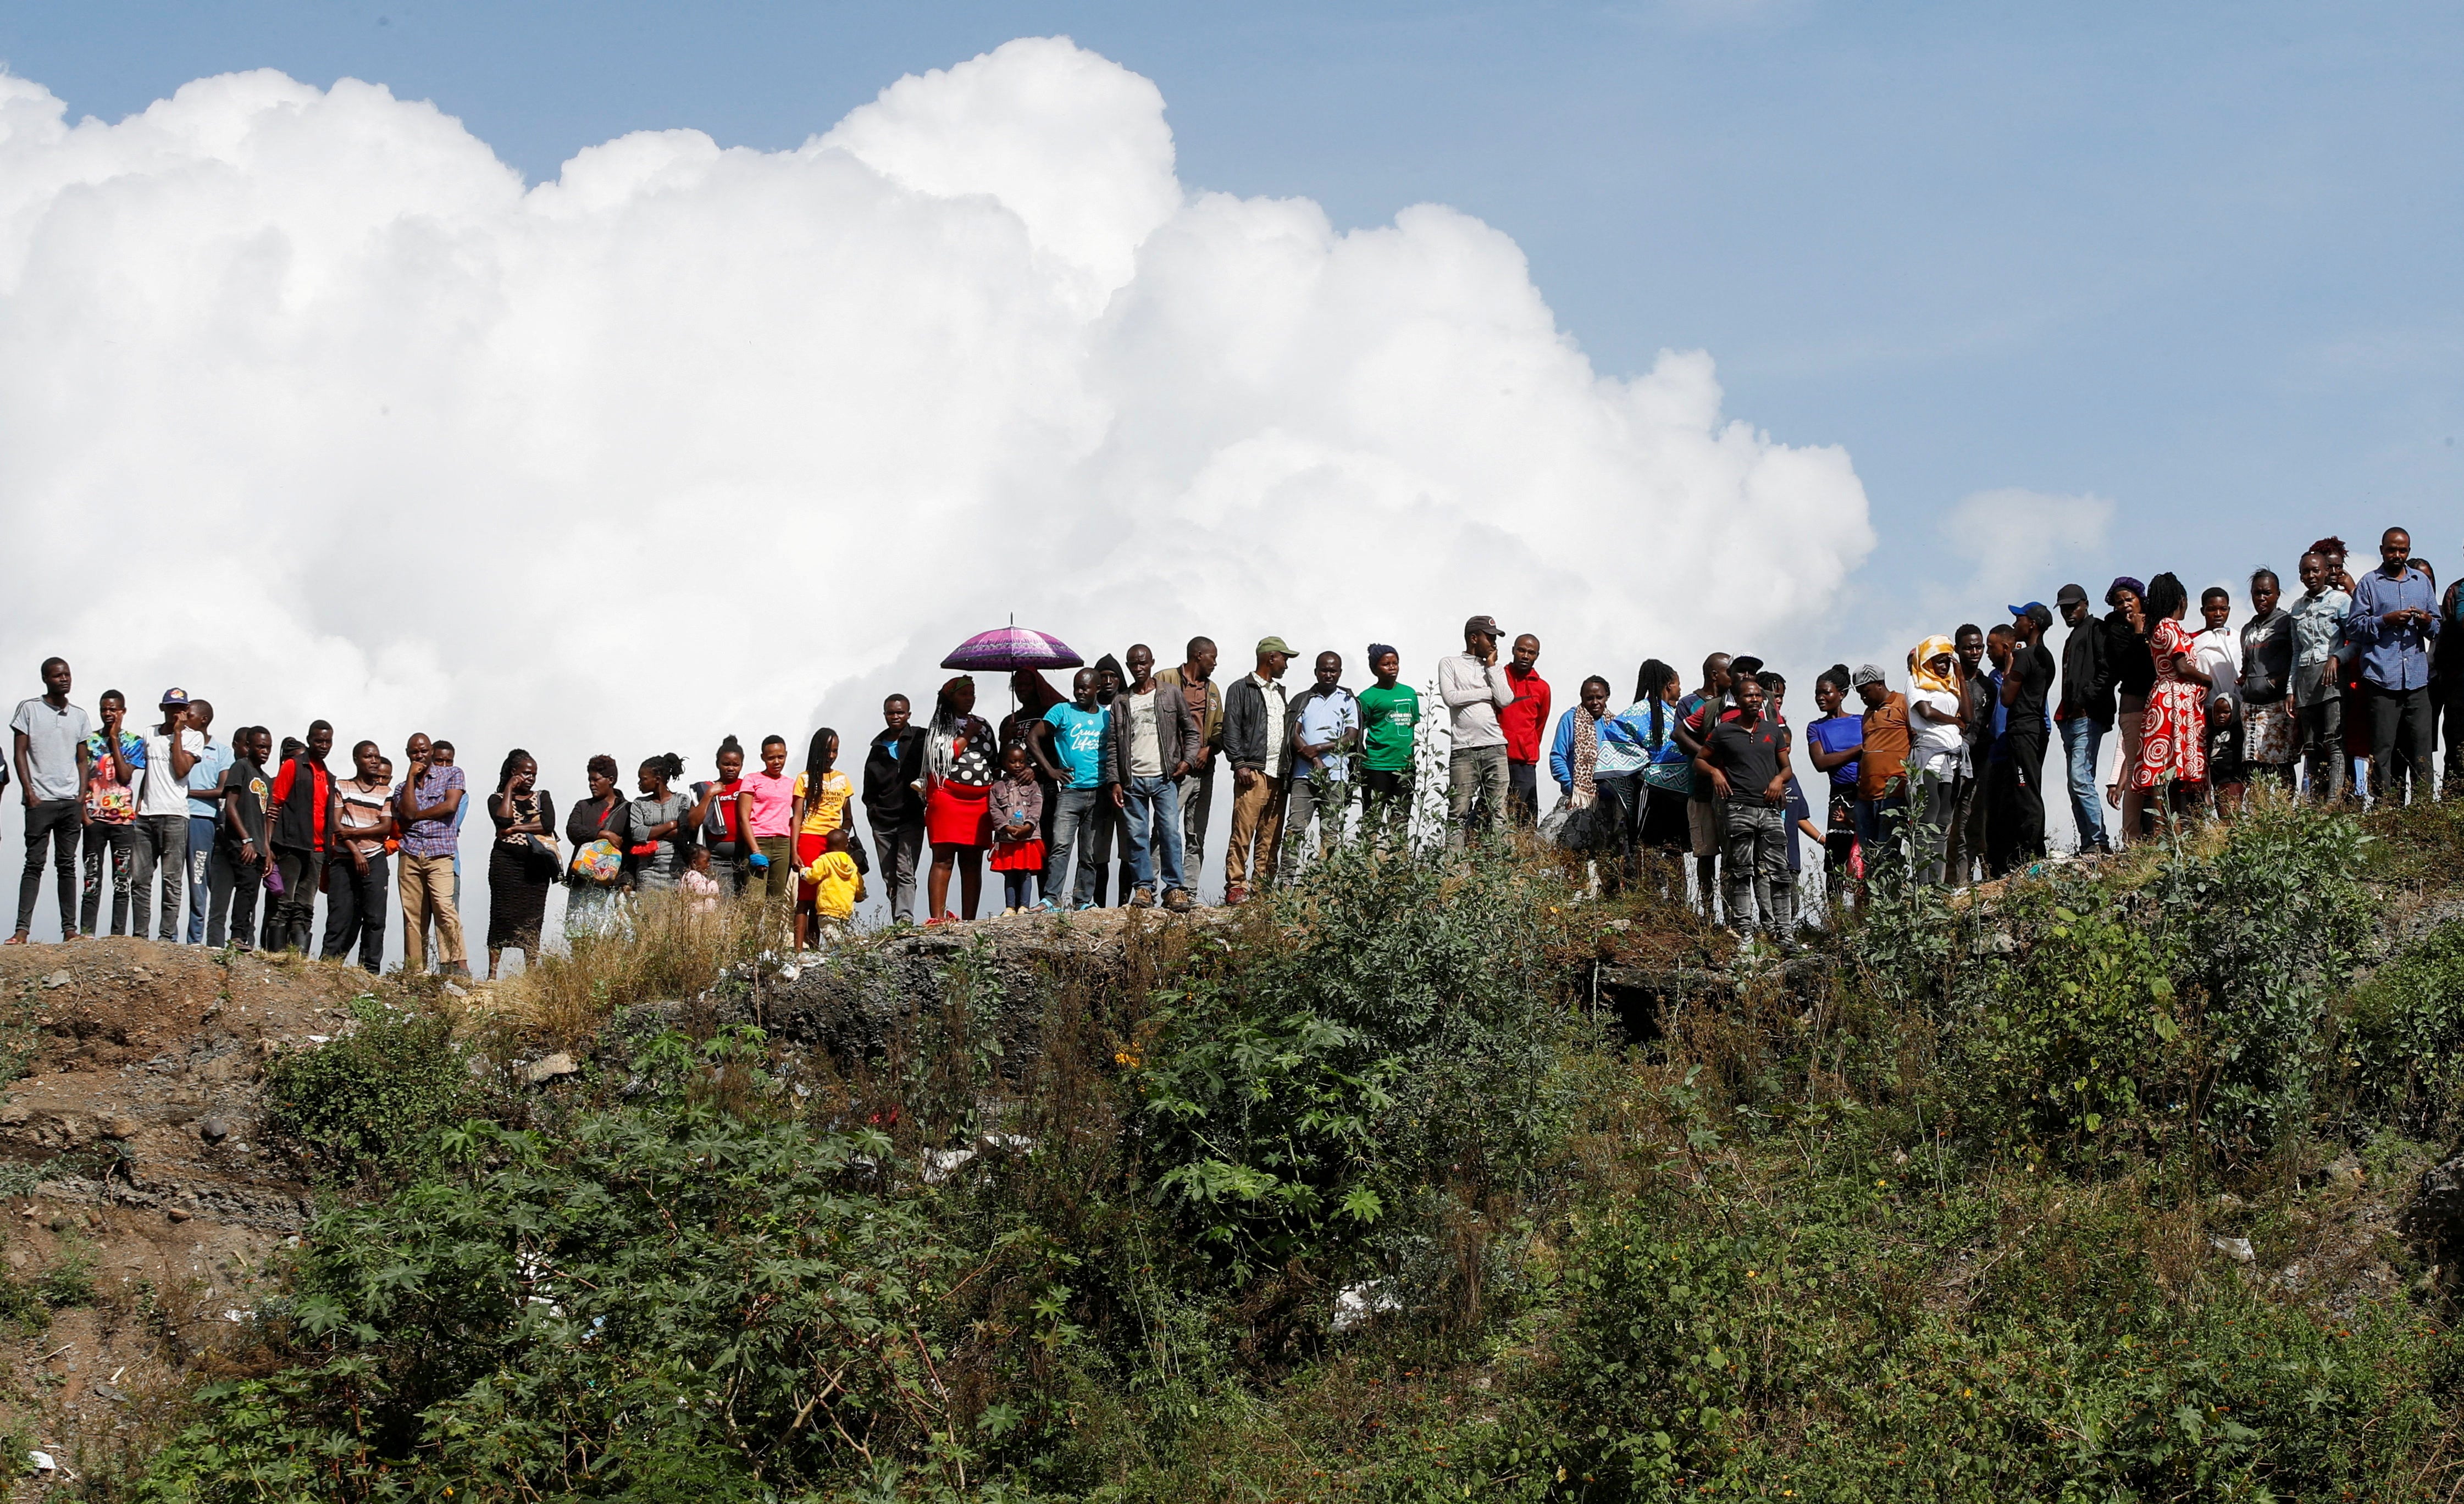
(10, 657, 92, 945)
(132, 689, 204, 941)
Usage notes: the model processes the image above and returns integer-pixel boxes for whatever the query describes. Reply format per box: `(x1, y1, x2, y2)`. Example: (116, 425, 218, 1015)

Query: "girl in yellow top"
(803, 827, 865, 933)
(793, 728, 855, 948)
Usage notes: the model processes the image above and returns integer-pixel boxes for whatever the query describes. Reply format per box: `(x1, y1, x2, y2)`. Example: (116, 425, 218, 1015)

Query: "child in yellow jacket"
(801, 826, 865, 939)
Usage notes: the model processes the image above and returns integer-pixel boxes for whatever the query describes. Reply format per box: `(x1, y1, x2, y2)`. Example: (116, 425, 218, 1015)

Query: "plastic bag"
(569, 838, 623, 885)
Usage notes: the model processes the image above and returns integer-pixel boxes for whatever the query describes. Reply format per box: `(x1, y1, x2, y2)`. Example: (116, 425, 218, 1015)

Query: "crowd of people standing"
(7, 525, 2456, 969)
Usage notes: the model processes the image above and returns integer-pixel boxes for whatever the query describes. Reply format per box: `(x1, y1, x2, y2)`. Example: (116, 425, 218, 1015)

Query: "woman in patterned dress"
(2131, 572, 2215, 816)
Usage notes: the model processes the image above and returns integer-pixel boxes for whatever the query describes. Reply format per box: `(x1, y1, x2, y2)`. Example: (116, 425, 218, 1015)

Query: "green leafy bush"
(2347, 920, 2464, 1132)
(140, 1030, 961, 1502)
(1136, 835, 1576, 1283)
(1475, 1185, 2459, 1502)
(261, 995, 467, 1180)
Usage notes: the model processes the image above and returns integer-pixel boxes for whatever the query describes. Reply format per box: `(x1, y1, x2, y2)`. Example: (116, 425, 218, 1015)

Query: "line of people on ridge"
(5, 526, 2456, 969)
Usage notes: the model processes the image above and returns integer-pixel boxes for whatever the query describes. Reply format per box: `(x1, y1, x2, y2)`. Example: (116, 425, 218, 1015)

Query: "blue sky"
(9, 1, 2460, 595)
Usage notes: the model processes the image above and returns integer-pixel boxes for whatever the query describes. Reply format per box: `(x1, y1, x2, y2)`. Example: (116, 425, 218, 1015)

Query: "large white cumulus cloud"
(0, 37, 1869, 832)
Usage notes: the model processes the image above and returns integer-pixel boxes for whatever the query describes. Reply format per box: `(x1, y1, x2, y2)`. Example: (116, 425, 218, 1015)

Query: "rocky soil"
(0, 941, 424, 1488)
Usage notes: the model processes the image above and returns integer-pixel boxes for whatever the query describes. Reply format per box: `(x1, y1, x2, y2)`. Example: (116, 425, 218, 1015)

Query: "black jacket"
(2058, 615, 2116, 728)
(861, 726, 926, 828)
(1222, 674, 1291, 776)
(2103, 609, 2155, 699)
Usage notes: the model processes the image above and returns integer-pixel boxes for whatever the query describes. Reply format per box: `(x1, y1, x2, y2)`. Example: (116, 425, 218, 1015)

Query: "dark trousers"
(869, 814, 926, 923)
(130, 813, 188, 941)
(206, 841, 263, 948)
(79, 821, 138, 936)
(2369, 684, 2437, 806)
(1507, 760, 1539, 827)
(269, 847, 324, 954)
(16, 798, 81, 938)
(1362, 768, 1413, 841)
(2442, 687, 2464, 797)
(322, 850, 388, 973)
(184, 813, 218, 944)
(1988, 732, 2048, 875)
(2299, 697, 2345, 800)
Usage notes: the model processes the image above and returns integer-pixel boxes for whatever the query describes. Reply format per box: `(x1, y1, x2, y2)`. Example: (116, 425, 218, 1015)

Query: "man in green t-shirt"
(1358, 645, 1419, 840)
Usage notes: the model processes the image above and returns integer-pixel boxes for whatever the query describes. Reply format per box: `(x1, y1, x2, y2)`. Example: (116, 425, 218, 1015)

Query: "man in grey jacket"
(1107, 643, 1203, 911)
(1219, 636, 1293, 904)
(1438, 615, 1515, 849)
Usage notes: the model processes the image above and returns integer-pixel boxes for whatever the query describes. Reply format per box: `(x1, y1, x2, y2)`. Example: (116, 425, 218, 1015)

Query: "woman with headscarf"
(1907, 635, 1972, 886)
(923, 676, 998, 923)
(2101, 576, 2155, 843)
(2129, 571, 2212, 823)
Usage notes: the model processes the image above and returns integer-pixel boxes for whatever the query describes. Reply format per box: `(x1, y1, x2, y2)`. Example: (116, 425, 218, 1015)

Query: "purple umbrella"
(939, 626, 1083, 672)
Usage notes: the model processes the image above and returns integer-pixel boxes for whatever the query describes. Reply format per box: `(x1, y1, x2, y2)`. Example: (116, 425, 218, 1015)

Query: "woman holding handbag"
(564, 754, 628, 938)
(485, 748, 558, 978)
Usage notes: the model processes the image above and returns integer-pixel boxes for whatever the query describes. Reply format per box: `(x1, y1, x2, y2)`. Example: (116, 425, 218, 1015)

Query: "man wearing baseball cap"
(131, 689, 203, 942)
(1219, 636, 1293, 903)
(2050, 583, 2113, 853)
(1438, 615, 1515, 848)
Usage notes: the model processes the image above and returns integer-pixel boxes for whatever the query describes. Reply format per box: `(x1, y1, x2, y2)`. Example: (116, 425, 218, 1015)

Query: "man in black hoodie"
(861, 695, 927, 924)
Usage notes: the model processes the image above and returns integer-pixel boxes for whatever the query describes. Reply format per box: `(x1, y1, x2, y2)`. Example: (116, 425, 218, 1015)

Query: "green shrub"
(1950, 884, 2193, 1163)
(1472, 1185, 2460, 1502)
(261, 995, 465, 1180)
(2347, 920, 2464, 1132)
(139, 1030, 962, 1502)
(1136, 836, 1578, 1284)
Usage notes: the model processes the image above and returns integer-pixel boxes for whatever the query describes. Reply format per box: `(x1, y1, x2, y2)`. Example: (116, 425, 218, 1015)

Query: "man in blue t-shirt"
(1032, 668, 1115, 909)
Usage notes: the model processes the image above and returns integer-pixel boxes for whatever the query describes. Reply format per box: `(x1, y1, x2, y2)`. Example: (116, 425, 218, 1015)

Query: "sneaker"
(1224, 883, 1249, 906)
(1129, 887, 1158, 909)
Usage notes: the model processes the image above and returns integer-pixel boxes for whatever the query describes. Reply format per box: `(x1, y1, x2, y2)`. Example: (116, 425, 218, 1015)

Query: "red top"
(269, 759, 331, 850)
(1500, 665, 1551, 763)
(709, 778, 745, 846)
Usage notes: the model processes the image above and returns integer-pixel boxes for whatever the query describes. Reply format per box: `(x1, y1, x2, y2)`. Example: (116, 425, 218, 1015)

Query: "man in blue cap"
(1991, 602, 2057, 872)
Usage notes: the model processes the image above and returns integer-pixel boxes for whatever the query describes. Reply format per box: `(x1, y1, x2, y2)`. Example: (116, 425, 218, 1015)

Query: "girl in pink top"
(744, 734, 799, 902)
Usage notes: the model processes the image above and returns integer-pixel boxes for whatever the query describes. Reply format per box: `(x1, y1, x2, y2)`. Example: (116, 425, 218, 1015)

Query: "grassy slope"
(105, 796, 2464, 1502)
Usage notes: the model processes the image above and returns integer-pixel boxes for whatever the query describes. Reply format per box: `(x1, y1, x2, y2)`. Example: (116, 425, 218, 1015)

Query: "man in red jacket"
(1501, 633, 1551, 828)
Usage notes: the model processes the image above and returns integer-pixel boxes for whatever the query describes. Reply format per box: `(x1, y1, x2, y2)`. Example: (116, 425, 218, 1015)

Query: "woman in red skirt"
(922, 676, 996, 922)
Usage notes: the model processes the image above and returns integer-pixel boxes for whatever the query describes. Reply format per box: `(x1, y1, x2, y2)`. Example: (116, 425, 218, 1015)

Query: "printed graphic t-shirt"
(1043, 702, 1109, 790)
(1357, 683, 1420, 773)
(792, 768, 854, 836)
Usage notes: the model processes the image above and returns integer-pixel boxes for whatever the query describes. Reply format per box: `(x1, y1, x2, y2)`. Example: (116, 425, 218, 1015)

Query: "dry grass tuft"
(495, 890, 791, 1046)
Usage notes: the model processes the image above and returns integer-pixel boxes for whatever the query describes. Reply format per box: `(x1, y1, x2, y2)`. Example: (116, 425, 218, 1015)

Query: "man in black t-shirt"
(1694, 672, 1796, 946)
(1990, 602, 2059, 874)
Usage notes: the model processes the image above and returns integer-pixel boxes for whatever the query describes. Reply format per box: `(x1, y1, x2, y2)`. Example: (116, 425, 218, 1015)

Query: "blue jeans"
(1121, 774, 1186, 894)
(1045, 786, 1106, 907)
(2058, 717, 2107, 851)
(185, 813, 219, 943)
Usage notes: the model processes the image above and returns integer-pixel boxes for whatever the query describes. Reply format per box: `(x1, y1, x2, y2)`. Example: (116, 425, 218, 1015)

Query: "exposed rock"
(522, 1052, 580, 1085)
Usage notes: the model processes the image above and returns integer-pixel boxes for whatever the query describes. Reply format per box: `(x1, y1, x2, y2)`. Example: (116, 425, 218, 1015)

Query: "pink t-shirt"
(745, 769, 796, 839)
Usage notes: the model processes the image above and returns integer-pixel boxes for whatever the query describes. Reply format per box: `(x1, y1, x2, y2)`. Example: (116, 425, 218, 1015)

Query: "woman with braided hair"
(922, 677, 996, 923)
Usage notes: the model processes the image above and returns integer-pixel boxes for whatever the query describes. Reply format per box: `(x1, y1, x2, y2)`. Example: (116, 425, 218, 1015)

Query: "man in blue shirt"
(2347, 525, 2442, 804)
(1032, 668, 1114, 909)
(1281, 651, 1360, 883)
